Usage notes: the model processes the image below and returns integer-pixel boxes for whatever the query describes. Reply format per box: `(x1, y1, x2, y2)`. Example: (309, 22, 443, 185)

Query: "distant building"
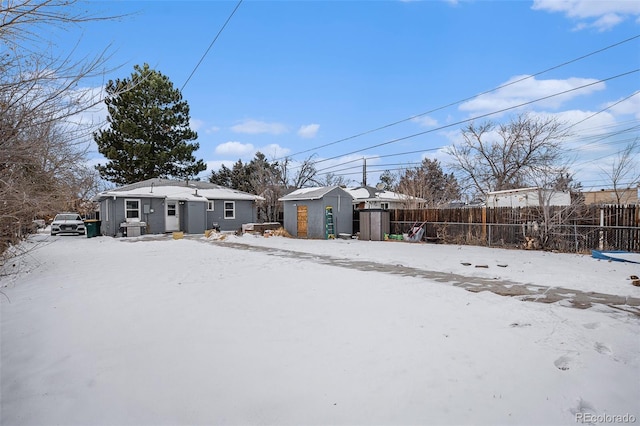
(486, 187, 571, 208)
(344, 186, 426, 210)
(582, 188, 638, 205)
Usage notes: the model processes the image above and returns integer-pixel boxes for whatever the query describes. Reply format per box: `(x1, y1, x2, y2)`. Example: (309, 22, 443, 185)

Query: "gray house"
(279, 186, 352, 239)
(93, 178, 264, 237)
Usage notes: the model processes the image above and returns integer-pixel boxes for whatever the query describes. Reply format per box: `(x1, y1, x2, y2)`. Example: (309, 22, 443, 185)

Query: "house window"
(125, 199, 141, 222)
(224, 201, 235, 219)
(381, 202, 390, 209)
(207, 200, 215, 211)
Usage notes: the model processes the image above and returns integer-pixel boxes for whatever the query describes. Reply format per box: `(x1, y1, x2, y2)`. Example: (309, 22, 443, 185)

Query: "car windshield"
(55, 214, 81, 221)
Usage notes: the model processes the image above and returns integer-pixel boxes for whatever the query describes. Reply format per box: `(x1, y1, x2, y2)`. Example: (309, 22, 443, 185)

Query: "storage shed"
(359, 209, 390, 241)
(279, 186, 353, 239)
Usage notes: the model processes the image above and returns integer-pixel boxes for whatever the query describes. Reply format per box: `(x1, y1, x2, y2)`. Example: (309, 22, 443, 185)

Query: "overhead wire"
(312, 69, 639, 166)
(565, 90, 640, 132)
(277, 34, 640, 162)
(180, 0, 243, 92)
(313, 122, 640, 178)
(313, 120, 640, 180)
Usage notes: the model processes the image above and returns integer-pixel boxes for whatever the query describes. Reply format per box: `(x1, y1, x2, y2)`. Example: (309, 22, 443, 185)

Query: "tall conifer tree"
(95, 63, 206, 185)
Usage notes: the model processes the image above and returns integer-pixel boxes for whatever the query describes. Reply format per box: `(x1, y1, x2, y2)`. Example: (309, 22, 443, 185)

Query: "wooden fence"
(386, 205, 640, 253)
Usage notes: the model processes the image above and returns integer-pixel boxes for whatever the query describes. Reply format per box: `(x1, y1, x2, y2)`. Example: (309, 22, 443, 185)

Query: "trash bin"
(84, 220, 101, 238)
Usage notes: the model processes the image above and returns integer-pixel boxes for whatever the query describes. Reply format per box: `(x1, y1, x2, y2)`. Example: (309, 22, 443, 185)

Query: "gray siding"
(282, 202, 296, 238)
(185, 201, 207, 234)
(143, 198, 166, 233)
(206, 199, 257, 232)
(98, 195, 258, 236)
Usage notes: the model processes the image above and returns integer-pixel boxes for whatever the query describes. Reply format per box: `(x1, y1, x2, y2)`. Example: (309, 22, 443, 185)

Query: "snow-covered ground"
(1, 231, 639, 425)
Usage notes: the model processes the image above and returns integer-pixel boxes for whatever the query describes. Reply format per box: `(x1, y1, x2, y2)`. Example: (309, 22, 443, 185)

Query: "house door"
(296, 205, 308, 238)
(165, 199, 180, 232)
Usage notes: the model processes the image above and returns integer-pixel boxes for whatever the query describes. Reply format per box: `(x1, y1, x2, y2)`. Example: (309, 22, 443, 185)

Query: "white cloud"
(214, 141, 255, 156)
(411, 115, 438, 127)
(231, 119, 288, 135)
(85, 156, 108, 169)
(65, 85, 108, 129)
(205, 160, 235, 173)
(256, 144, 290, 159)
(606, 93, 640, 119)
(532, 0, 640, 31)
(297, 123, 320, 139)
(459, 75, 605, 117)
(190, 118, 204, 131)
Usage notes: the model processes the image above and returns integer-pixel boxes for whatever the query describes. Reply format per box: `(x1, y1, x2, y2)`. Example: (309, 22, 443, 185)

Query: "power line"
(315, 147, 442, 173)
(313, 121, 640, 176)
(565, 90, 640, 132)
(313, 122, 639, 181)
(180, 0, 243, 92)
(277, 34, 640, 161)
(313, 69, 640, 166)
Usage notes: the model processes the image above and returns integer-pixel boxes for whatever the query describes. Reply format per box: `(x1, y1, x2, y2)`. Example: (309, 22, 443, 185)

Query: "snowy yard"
(1, 232, 639, 425)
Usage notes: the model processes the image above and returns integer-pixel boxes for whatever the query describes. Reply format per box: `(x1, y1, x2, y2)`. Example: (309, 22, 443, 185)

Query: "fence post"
(599, 208, 604, 250)
(482, 206, 487, 243)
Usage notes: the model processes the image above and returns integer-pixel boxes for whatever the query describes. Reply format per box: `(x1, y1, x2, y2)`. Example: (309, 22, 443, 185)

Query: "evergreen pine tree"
(94, 63, 206, 185)
(209, 164, 233, 188)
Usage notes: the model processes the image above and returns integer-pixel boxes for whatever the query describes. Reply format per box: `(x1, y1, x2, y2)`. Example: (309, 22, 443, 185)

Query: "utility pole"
(362, 158, 367, 187)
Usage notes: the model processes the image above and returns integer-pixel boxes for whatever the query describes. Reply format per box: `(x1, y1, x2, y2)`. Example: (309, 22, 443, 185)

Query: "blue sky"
(55, 0, 639, 191)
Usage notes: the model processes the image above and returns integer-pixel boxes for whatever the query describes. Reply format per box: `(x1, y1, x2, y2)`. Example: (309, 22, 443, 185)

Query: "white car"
(50, 213, 86, 236)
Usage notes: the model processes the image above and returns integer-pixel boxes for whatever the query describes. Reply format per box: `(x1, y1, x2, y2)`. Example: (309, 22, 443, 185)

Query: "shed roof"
(93, 178, 264, 202)
(279, 186, 347, 201)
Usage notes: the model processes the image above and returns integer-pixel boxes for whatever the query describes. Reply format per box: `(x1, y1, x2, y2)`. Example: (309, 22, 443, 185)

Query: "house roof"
(486, 187, 569, 196)
(278, 186, 347, 201)
(93, 178, 264, 202)
(486, 187, 540, 196)
(344, 186, 427, 202)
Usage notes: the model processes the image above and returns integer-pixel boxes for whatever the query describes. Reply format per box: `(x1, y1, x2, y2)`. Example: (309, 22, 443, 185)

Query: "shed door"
(297, 205, 308, 238)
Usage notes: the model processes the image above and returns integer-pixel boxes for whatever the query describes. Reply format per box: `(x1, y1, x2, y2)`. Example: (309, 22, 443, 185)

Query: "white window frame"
(224, 201, 235, 219)
(125, 198, 141, 222)
(207, 200, 215, 211)
(381, 202, 390, 210)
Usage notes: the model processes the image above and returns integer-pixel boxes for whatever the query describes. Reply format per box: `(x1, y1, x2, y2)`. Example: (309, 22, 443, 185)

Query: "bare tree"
(397, 158, 461, 208)
(276, 155, 319, 189)
(315, 172, 352, 187)
(1, 0, 117, 254)
(447, 113, 571, 197)
(247, 153, 284, 222)
(602, 140, 640, 204)
(521, 168, 586, 250)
